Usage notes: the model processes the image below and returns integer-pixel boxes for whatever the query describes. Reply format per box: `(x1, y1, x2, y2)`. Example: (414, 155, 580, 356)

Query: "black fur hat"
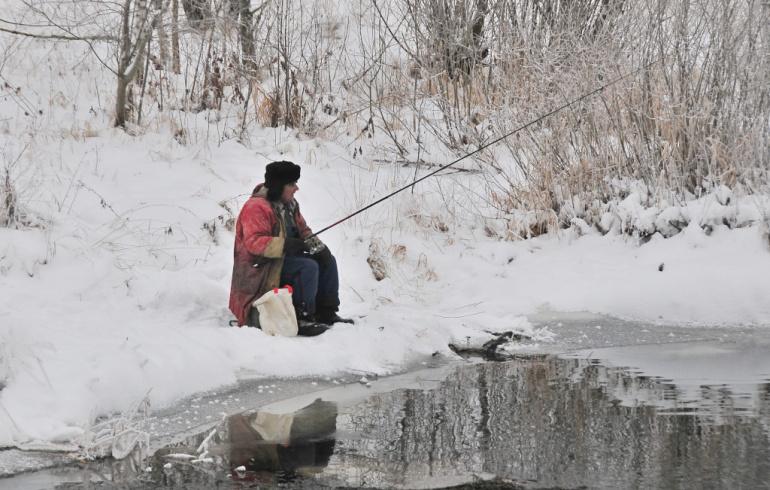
(264, 161, 300, 201)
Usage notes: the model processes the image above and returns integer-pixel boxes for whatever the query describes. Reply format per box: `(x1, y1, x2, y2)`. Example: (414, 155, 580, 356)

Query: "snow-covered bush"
(352, 0, 769, 242)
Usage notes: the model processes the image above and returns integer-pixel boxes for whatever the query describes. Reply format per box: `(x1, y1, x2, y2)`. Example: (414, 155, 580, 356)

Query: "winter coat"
(229, 184, 313, 326)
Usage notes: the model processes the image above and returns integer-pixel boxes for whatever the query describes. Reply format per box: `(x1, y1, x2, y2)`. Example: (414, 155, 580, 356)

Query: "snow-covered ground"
(2, 130, 769, 453)
(1, 38, 769, 458)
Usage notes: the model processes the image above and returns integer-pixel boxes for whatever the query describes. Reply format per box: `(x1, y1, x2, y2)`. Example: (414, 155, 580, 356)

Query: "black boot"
(315, 295, 354, 325)
(295, 305, 330, 337)
(316, 312, 354, 325)
(297, 315, 330, 336)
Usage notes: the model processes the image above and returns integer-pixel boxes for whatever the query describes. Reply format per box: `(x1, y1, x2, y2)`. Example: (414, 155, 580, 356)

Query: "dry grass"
(346, 0, 769, 239)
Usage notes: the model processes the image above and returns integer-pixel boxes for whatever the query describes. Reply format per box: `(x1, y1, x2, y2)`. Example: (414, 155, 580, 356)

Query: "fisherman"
(229, 160, 352, 335)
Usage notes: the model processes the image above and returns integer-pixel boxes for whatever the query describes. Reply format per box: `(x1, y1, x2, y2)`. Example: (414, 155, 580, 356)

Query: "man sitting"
(229, 160, 352, 336)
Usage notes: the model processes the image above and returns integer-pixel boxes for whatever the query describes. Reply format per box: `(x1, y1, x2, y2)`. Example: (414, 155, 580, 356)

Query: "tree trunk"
(115, 0, 155, 127)
(238, 0, 257, 74)
(172, 0, 180, 73)
(154, 0, 169, 70)
(115, 74, 130, 127)
(181, 0, 207, 30)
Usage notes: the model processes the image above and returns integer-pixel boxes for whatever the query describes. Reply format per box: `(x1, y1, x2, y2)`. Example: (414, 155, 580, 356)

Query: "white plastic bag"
(253, 286, 298, 337)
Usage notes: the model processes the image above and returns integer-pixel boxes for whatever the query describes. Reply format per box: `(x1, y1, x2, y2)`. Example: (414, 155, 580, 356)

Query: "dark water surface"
(5, 342, 770, 489)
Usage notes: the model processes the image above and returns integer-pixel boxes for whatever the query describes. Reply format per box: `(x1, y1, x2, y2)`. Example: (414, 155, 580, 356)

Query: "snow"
(2, 133, 768, 452)
(1, 38, 770, 456)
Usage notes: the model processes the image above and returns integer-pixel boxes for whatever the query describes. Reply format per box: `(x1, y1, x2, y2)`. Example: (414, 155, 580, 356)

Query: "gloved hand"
(313, 245, 333, 267)
(283, 237, 307, 255)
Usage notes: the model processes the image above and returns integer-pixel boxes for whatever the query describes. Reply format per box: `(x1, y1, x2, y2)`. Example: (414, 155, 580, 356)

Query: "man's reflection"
(227, 398, 337, 483)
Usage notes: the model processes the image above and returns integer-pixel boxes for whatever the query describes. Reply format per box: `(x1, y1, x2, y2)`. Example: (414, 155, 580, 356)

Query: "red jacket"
(229, 184, 313, 326)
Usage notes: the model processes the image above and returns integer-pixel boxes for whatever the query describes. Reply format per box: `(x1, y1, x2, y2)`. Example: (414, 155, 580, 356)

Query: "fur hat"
(264, 161, 300, 201)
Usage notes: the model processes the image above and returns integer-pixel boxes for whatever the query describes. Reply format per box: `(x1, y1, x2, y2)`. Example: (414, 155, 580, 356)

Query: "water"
(321, 345, 770, 489)
(7, 338, 769, 489)
(325, 353, 770, 489)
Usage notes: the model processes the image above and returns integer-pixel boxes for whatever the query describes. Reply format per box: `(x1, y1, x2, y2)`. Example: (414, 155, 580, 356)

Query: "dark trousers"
(280, 253, 339, 316)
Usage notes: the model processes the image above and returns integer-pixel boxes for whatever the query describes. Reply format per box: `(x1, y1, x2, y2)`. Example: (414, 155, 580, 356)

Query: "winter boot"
(316, 312, 354, 325)
(295, 305, 330, 337)
(297, 316, 330, 336)
(315, 295, 354, 325)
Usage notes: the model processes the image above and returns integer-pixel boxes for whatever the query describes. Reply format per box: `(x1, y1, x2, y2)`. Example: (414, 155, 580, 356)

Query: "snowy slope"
(1, 33, 769, 452)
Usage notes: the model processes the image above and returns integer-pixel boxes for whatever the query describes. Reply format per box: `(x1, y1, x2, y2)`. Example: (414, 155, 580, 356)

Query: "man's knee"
(305, 257, 320, 278)
(282, 256, 319, 281)
(294, 257, 319, 286)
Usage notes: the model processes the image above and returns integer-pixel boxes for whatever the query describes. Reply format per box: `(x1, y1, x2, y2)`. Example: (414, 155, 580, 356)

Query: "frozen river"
(2, 313, 769, 489)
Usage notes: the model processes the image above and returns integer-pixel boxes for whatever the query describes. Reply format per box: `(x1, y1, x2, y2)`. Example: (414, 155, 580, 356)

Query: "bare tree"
(1, 0, 163, 127)
(351, 0, 768, 238)
(170, 0, 180, 73)
(180, 0, 208, 30)
(2, 0, 767, 240)
(234, 0, 261, 75)
(115, 0, 163, 126)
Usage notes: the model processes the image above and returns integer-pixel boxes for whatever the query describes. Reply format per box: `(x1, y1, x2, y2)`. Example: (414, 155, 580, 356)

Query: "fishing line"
(307, 58, 660, 240)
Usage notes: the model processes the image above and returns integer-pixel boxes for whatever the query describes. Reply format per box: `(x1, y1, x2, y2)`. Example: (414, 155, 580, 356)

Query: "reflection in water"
(38, 353, 770, 489)
(149, 398, 337, 488)
(227, 398, 337, 484)
(326, 356, 770, 489)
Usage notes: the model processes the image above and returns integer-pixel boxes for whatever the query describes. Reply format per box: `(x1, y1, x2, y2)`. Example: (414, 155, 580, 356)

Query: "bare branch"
(0, 22, 116, 41)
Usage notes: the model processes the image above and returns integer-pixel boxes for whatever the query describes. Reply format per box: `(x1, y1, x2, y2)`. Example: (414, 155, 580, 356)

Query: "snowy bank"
(2, 132, 770, 452)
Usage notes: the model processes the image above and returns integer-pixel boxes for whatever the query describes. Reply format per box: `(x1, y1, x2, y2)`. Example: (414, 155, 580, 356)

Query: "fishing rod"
(306, 59, 660, 241)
